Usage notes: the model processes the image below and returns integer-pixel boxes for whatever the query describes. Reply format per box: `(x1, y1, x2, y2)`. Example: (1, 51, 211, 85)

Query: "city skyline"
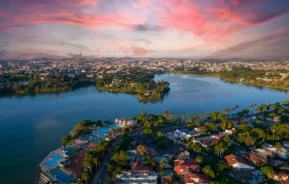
(1, 0, 289, 59)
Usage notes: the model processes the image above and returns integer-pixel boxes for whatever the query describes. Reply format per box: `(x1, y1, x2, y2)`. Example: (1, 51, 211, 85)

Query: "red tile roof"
(225, 154, 252, 167)
(131, 162, 153, 171)
(162, 176, 172, 184)
(174, 159, 200, 175)
(183, 173, 210, 184)
(245, 152, 267, 165)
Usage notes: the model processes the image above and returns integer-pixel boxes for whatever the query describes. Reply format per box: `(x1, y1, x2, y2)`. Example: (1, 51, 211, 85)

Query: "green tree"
(202, 166, 215, 178)
(143, 128, 153, 135)
(261, 166, 275, 179)
(275, 142, 282, 150)
(61, 135, 72, 147)
(195, 156, 203, 165)
(157, 131, 164, 138)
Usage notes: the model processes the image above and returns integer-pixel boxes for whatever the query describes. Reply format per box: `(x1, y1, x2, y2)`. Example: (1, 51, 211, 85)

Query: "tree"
(275, 142, 282, 150)
(160, 160, 166, 169)
(202, 166, 215, 178)
(136, 145, 149, 157)
(187, 142, 202, 153)
(157, 131, 164, 138)
(112, 151, 129, 166)
(223, 135, 231, 147)
(244, 135, 255, 146)
(81, 173, 89, 183)
(195, 156, 203, 165)
(158, 141, 168, 149)
(182, 113, 186, 123)
(143, 128, 153, 135)
(261, 166, 275, 179)
(82, 152, 95, 169)
(172, 174, 180, 181)
(214, 142, 227, 157)
(61, 135, 72, 147)
(120, 128, 128, 136)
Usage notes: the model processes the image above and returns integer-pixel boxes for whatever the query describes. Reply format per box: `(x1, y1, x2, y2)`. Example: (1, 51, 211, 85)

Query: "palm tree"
(182, 113, 185, 123)
(195, 156, 203, 165)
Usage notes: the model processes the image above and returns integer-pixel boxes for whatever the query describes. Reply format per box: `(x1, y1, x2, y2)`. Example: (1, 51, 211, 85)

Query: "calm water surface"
(0, 74, 289, 183)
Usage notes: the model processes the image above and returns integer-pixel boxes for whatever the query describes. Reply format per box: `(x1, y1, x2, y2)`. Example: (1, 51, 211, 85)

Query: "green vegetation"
(0, 72, 94, 95)
(174, 67, 289, 91)
(96, 70, 170, 102)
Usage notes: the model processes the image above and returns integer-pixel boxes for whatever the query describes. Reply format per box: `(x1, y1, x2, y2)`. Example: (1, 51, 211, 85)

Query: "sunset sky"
(1, 0, 289, 59)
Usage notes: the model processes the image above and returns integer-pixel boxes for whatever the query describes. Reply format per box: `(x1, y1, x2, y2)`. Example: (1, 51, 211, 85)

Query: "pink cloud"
(116, 44, 152, 56)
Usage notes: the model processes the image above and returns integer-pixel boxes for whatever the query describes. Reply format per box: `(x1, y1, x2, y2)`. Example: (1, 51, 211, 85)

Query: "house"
(224, 128, 235, 135)
(243, 152, 267, 165)
(131, 162, 153, 171)
(183, 173, 210, 184)
(283, 141, 289, 148)
(116, 170, 157, 184)
(187, 130, 200, 137)
(252, 148, 275, 158)
(194, 127, 207, 132)
(225, 154, 254, 169)
(193, 134, 223, 148)
(273, 172, 289, 181)
(115, 118, 137, 127)
(262, 143, 289, 159)
(162, 176, 172, 184)
(174, 159, 200, 175)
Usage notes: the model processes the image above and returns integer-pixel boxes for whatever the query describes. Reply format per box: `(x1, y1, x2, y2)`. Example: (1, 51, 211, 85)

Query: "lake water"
(0, 74, 289, 183)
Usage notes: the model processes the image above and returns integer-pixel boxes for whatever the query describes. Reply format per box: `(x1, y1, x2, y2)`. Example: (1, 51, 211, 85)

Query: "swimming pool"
(48, 168, 74, 183)
(82, 134, 100, 143)
(93, 124, 120, 136)
(45, 154, 63, 168)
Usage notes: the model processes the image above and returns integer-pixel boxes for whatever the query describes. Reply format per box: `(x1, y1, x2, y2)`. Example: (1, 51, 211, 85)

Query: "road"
(90, 136, 122, 184)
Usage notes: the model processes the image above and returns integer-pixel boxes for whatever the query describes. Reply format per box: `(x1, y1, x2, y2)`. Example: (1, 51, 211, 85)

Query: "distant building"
(225, 154, 254, 169)
(115, 118, 137, 128)
(116, 170, 157, 184)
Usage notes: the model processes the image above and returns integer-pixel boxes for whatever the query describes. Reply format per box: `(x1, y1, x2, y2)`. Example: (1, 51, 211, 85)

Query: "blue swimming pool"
(49, 168, 74, 183)
(82, 134, 100, 143)
(51, 154, 63, 160)
(45, 154, 63, 167)
(93, 124, 120, 136)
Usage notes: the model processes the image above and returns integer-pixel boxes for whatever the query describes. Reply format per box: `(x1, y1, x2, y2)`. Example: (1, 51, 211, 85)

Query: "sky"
(1, 0, 289, 60)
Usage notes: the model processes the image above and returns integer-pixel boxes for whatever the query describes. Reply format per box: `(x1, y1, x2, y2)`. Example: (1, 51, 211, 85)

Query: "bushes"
(158, 141, 168, 149)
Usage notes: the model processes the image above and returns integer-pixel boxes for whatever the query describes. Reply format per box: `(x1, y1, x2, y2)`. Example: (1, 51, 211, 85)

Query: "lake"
(0, 74, 288, 183)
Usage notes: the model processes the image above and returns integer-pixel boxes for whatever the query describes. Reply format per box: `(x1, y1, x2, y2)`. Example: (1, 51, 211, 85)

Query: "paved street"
(90, 137, 122, 184)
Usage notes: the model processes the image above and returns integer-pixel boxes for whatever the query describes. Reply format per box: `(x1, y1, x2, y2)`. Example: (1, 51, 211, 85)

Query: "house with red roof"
(131, 161, 153, 171)
(183, 173, 210, 184)
(174, 159, 200, 175)
(273, 172, 289, 182)
(243, 152, 267, 166)
(225, 154, 254, 169)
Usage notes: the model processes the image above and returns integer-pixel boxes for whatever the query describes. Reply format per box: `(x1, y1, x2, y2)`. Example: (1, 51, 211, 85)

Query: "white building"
(116, 170, 157, 184)
(174, 130, 188, 139)
(115, 118, 137, 128)
(262, 143, 289, 159)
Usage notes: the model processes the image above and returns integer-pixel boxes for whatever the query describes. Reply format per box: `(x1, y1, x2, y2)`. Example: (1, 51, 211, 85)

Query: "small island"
(96, 70, 170, 102)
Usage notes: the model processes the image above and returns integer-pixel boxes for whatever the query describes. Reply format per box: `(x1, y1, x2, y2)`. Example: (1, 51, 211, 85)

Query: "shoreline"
(169, 71, 289, 92)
